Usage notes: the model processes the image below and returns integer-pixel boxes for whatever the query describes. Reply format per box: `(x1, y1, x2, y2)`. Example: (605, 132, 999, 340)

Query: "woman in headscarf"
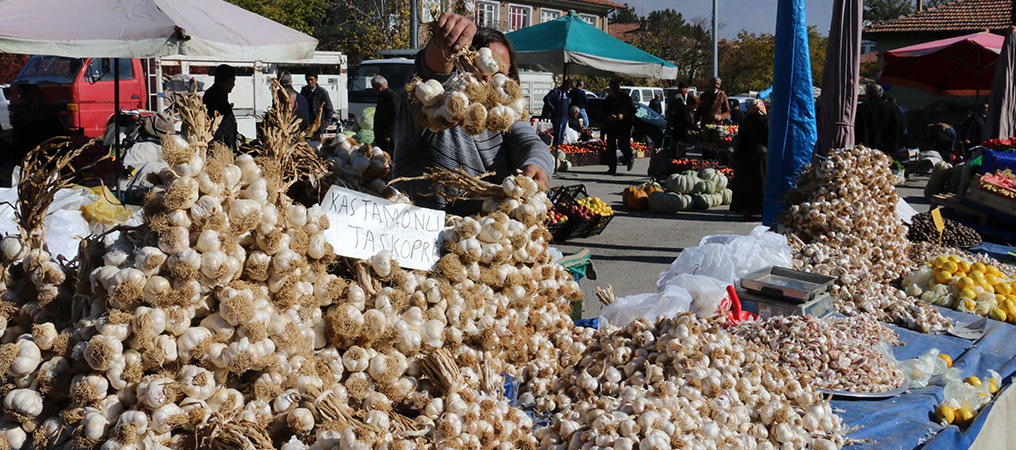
(730, 99, 768, 221)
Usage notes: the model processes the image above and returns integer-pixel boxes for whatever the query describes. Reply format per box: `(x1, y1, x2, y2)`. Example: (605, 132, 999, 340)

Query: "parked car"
(621, 86, 666, 115)
(0, 84, 10, 130)
(727, 95, 754, 115)
(585, 97, 666, 147)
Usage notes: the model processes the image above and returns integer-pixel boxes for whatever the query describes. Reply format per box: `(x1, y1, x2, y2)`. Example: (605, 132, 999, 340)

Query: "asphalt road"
(549, 157, 931, 319)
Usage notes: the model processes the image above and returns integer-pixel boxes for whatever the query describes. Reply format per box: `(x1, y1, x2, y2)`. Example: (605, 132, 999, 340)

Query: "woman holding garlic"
(392, 12, 554, 210)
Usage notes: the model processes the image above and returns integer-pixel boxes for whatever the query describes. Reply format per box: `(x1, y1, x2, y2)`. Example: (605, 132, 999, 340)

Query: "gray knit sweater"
(391, 50, 554, 209)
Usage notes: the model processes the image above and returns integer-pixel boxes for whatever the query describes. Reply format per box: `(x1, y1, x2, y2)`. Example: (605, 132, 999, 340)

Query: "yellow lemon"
(1003, 298, 1016, 317)
(948, 255, 961, 263)
(987, 265, 1002, 276)
(989, 378, 1000, 394)
(996, 283, 1012, 296)
(936, 405, 956, 424)
(989, 307, 1007, 322)
(934, 270, 953, 285)
(939, 354, 953, 368)
(934, 256, 949, 267)
(942, 261, 959, 274)
(985, 274, 1001, 286)
(972, 262, 987, 273)
(956, 407, 975, 425)
(965, 376, 982, 387)
(959, 277, 977, 289)
(959, 288, 977, 299)
(981, 283, 995, 295)
(957, 260, 971, 274)
(971, 271, 986, 284)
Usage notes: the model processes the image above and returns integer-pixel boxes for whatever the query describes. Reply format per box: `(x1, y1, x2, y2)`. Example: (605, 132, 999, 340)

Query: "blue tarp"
(763, 0, 818, 225)
(842, 306, 1016, 449)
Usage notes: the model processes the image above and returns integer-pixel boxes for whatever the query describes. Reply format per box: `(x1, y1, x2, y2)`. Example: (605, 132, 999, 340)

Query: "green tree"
(633, 10, 711, 86)
(717, 31, 775, 95)
(315, 0, 413, 65)
(225, 0, 329, 35)
(808, 26, 828, 88)
(864, 0, 914, 25)
(608, 5, 639, 24)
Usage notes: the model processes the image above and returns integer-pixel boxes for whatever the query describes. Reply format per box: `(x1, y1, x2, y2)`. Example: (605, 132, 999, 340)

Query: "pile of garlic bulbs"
(0, 94, 583, 448)
(408, 47, 528, 133)
(778, 146, 951, 333)
(734, 315, 905, 393)
(319, 135, 403, 202)
(541, 314, 847, 450)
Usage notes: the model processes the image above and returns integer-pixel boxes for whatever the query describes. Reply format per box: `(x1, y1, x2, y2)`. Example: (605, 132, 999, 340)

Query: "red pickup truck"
(10, 56, 147, 138)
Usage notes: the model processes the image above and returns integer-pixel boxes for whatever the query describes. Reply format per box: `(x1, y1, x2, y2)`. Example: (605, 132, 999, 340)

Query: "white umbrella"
(0, 0, 317, 60)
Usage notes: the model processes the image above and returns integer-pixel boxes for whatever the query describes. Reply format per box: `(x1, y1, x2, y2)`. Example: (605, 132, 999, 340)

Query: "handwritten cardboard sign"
(321, 186, 445, 270)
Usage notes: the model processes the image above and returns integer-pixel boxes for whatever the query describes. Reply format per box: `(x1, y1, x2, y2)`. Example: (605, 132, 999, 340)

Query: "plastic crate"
(545, 219, 574, 243)
(980, 149, 1016, 175)
(587, 213, 614, 237)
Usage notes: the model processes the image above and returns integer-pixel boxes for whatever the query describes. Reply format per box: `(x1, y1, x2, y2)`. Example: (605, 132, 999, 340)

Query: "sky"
(635, 0, 835, 39)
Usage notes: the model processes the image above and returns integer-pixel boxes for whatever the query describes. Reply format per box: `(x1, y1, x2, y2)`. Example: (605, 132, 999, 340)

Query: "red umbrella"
(880, 31, 1005, 97)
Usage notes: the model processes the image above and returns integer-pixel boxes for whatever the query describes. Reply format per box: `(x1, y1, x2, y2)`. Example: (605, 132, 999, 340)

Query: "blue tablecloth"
(842, 307, 1016, 449)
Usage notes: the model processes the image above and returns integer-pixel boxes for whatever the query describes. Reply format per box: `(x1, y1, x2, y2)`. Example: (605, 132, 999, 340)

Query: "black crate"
(587, 213, 615, 237)
(545, 219, 575, 242)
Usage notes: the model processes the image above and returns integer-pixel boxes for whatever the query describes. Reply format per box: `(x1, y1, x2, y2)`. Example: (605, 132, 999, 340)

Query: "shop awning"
(506, 11, 678, 79)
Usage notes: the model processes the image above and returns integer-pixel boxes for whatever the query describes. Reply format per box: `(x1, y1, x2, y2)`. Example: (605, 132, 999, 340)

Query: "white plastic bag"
(666, 273, 730, 317)
(657, 243, 737, 290)
(599, 283, 693, 328)
(45, 209, 89, 261)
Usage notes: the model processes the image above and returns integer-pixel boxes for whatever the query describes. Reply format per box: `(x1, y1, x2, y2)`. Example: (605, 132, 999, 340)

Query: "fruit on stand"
(560, 203, 595, 220)
(903, 254, 1016, 322)
(545, 209, 569, 224)
(934, 370, 1002, 427)
(779, 145, 952, 333)
(577, 196, 613, 216)
(669, 158, 718, 174)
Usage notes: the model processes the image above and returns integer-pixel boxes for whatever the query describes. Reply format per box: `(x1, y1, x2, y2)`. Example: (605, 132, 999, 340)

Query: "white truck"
(348, 57, 554, 121)
(152, 51, 349, 139)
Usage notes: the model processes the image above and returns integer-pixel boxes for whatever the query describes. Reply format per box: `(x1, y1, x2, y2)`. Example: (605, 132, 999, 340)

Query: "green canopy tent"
(505, 11, 678, 79)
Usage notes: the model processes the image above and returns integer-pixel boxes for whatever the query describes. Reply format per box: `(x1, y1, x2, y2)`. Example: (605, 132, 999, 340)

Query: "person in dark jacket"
(603, 79, 636, 174)
(279, 71, 311, 131)
(855, 83, 904, 155)
(568, 80, 590, 128)
(961, 103, 988, 149)
(925, 123, 959, 162)
(10, 84, 65, 164)
(728, 101, 744, 125)
(544, 79, 572, 146)
(372, 75, 401, 154)
(301, 73, 334, 131)
(202, 64, 238, 149)
(649, 93, 663, 115)
(670, 95, 700, 144)
(697, 77, 730, 124)
(731, 99, 768, 221)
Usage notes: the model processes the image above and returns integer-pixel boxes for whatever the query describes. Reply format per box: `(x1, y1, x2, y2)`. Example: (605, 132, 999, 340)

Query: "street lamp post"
(712, 0, 718, 78)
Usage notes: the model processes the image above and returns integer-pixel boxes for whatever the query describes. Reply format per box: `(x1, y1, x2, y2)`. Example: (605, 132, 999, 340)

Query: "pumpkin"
(648, 191, 689, 213)
(712, 174, 729, 192)
(710, 193, 724, 207)
(691, 194, 709, 209)
(666, 174, 697, 194)
(644, 183, 663, 195)
(623, 185, 650, 210)
(700, 168, 718, 180)
(692, 180, 712, 194)
(721, 188, 733, 205)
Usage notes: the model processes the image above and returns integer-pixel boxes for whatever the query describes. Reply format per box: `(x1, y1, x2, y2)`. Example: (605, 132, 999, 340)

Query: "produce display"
(576, 197, 613, 216)
(0, 91, 588, 449)
(977, 169, 1016, 201)
(934, 370, 1002, 427)
(734, 315, 905, 393)
(903, 255, 1016, 322)
(546, 209, 569, 225)
(558, 203, 595, 221)
(649, 168, 732, 213)
(907, 211, 982, 247)
(980, 137, 1015, 151)
(407, 47, 527, 133)
(555, 141, 651, 156)
(702, 124, 738, 146)
(778, 146, 952, 333)
(669, 158, 718, 174)
(621, 182, 662, 211)
(909, 242, 1016, 279)
(539, 314, 847, 449)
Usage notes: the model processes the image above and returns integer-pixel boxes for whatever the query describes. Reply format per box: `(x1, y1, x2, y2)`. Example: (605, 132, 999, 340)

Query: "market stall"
(927, 143, 1016, 244)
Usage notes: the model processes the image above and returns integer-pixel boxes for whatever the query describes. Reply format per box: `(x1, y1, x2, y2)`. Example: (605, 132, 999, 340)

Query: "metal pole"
(113, 58, 122, 200)
(410, 0, 418, 49)
(712, 0, 718, 78)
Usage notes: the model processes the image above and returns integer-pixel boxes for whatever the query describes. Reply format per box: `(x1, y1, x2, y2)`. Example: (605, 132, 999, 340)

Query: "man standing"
(372, 75, 401, 154)
(301, 73, 334, 131)
(568, 80, 590, 129)
(604, 80, 636, 174)
(729, 101, 744, 125)
(855, 83, 904, 155)
(279, 71, 311, 130)
(649, 93, 663, 115)
(543, 79, 572, 146)
(202, 64, 238, 149)
(961, 103, 988, 149)
(697, 77, 730, 125)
